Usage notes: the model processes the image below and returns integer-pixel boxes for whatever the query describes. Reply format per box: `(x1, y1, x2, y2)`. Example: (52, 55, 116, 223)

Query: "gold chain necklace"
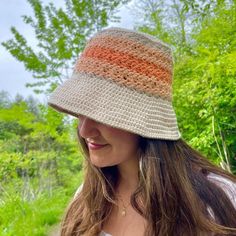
(117, 195, 131, 216)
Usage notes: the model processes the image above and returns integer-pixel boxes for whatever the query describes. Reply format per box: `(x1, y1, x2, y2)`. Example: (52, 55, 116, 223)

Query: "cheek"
(108, 130, 140, 156)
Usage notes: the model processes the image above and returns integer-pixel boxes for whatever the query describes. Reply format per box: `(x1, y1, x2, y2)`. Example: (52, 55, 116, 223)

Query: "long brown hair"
(61, 136, 236, 236)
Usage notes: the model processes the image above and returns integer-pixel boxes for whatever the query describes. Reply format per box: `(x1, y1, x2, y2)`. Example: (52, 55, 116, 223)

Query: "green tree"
(2, 0, 130, 93)
(173, 1, 236, 173)
(0, 94, 82, 207)
(0, 90, 12, 108)
(133, 0, 236, 172)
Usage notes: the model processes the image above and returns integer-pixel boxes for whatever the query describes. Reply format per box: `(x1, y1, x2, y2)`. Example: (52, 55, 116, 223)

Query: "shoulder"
(207, 172, 236, 208)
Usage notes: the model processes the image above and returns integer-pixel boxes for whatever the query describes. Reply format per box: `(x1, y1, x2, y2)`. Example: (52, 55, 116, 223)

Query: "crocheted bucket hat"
(48, 27, 180, 140)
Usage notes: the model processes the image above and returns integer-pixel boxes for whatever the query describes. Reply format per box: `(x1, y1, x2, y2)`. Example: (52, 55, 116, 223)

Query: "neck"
(117, 157, 139, 194)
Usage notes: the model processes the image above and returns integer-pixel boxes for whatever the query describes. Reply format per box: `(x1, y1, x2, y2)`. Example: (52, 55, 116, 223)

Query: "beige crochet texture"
(48, 27, 180, 140)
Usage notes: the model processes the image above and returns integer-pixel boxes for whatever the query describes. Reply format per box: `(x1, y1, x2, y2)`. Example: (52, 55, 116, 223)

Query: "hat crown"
(74, 27, 173, 101)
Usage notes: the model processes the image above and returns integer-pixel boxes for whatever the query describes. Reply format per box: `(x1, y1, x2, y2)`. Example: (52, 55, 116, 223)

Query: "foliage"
(2, 0, 130, 94)
(0, 172, 83, 236)
(0, 93, 83, 234)
(174, 2, 236, 172)
(134, 0, 236, 173)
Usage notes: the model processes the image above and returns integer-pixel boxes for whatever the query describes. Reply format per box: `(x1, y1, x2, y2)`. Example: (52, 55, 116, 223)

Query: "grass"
(0, 172, 83, 236)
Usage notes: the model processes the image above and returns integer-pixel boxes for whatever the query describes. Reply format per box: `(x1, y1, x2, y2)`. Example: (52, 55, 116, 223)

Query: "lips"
(89, 142, 107, 147)
(87, 142, 108, 150)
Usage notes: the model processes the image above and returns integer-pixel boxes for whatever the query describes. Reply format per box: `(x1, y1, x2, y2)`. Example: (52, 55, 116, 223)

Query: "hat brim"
(48, 73, 180, 140)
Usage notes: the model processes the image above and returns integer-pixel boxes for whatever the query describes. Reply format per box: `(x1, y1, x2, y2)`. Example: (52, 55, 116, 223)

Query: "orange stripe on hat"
(88, 35, 173, 70)
(80, 46, 172, 84)
(75, 57, 172, 100)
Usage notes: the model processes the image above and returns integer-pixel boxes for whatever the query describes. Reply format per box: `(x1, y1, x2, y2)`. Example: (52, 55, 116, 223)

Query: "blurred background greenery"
(0, 0, 235, 235)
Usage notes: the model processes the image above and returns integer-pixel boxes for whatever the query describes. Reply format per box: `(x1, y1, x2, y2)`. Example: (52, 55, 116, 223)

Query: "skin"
(78, 115, 140, 169)
(78, 115, 147, 235)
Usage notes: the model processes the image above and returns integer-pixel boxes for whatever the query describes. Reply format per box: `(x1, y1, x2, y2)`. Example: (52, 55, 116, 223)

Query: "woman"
(48, 27, 236, 235)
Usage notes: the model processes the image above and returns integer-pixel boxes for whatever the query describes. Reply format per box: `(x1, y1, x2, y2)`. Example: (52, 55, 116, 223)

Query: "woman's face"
(78, 115, 140, 168)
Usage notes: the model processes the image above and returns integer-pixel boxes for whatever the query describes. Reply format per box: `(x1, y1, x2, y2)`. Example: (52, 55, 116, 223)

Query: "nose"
(78, 115, 100, 139)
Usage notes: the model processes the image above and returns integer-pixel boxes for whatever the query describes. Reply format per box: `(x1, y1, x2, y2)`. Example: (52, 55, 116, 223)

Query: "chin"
(92, 162, 112, 168)
(90, 159, 116, 168)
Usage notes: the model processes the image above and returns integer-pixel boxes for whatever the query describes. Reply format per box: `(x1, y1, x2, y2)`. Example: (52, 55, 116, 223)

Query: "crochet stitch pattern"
(74, 28, 173, 101)
(48, 27, 180, 140)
